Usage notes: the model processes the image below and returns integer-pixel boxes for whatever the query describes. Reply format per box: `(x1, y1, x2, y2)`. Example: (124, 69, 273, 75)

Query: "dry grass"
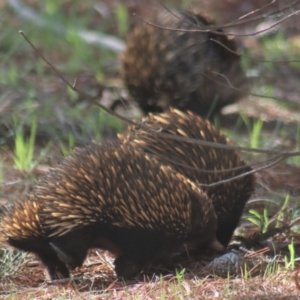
(1, 249, 300, 300)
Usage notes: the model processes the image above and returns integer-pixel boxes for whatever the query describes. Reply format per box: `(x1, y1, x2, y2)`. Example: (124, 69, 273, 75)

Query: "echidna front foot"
(209, 238, 226, 253)
(6, 237, 71, 280)
(37, 248, 70, 280)
(49, 227, 95, 271)
(114, 255, 142, 279)
(49, 242, 78, 270)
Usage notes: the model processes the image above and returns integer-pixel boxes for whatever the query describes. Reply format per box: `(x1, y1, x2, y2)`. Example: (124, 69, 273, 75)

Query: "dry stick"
(125, 96, 286, 174)
(204, 69, 300, 105)
(134, 9, 300, 38)
(137, 3, 300, 104)
(144, 145, 285, 174)
(156, 0, 290, 30)
(141, 5, 300, 116)
(247, 198, 280, 206)
(294, 269, 300, 291)
(287, 215, 300, 229)
(18, 31, 300, 187)
(156, 1, 300, 69)
(257, 207, 300, 244)
(228, 0, 276, 23)
(197, 154, 285, 188)
(19, 30, 300, 160)
(209, 37, 300, 104)
(211, 38, 300, 64)
(18, 30, 285, 155)
(215, 0, 300, 29)
(132, 141, 285, 189)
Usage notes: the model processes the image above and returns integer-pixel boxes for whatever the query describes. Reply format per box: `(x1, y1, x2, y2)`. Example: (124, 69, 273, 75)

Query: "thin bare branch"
(19, 30, 300, 163)
(197, 154, 285, 188)
(210, 38, 300, 64)
(134, 9, 300, 38)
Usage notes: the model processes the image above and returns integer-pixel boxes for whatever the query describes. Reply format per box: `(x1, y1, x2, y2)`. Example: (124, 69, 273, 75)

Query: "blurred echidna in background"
(120, 109, 255, 246)
(0, 142, 224, 280)
(120, 9, 248, 118)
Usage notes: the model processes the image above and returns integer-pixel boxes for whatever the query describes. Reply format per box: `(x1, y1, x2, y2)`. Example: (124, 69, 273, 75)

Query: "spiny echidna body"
(120, 10, 247, 117)
(0, 142, 223, 280)
(120, 109, 255, 247)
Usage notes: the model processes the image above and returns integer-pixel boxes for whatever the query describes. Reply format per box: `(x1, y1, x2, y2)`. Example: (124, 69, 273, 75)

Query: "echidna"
(120, 109, 255, 247)
(0, 141, 223, 280)
(120, 10, 247, 117)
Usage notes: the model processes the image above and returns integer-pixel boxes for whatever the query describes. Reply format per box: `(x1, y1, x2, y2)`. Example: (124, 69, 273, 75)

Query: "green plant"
(85, 108, 124, 142)
(276, 194, 290, 228)
(290, 124, 300, 166)
(67, 85, 78, 102)
(223, 271, 232, 297)
(246, 208, 269, 234)
(242, 263, 249, 280)
(160, 274, 166, 300)
(8, 63, 19, 85)
(172, 268, 186, 298)
(261, 31, 289, 62)
(58, 132, 75, 156)
(240, 114, 264, 148)
(45, 0, 61, 15)
(175, 268, 185, 283)
(100, 109, 124, 132)
(13, 114, 37, 172)
(115, 3, 129, 36)
(0, 159, 3, 186)
(0, 248, 28, 277)
(251, 118, 264, 149)
(284, 239, 299, 269)
(13, 114, 52, 172)
(263, 257, 279, 278)
(65, 29, 94, 72)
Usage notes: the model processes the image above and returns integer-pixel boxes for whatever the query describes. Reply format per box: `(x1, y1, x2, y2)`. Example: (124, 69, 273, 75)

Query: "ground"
(1, 1, 300, 299)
